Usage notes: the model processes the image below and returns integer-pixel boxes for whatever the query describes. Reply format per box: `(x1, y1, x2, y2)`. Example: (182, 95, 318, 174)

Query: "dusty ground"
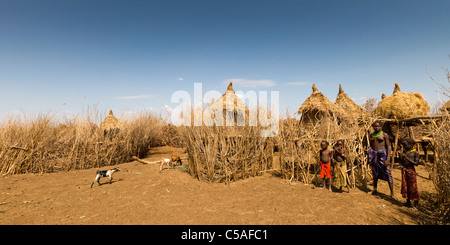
(0, 146, 439, 225)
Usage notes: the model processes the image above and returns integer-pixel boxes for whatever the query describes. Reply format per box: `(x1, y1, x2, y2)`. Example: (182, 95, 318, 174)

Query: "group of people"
(318, 122, 421, 209)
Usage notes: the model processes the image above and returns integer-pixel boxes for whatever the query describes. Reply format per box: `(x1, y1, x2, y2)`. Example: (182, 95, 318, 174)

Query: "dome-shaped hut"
(334, 84, 367, 118)
(99, 110, 121, 134)
(297, 83, 346, 124)
(374, 83, 430, 119)
(207, 81, 250, 126)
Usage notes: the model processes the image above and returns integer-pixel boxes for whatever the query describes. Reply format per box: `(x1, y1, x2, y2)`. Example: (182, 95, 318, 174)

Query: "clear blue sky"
(1, 0, 449, 120)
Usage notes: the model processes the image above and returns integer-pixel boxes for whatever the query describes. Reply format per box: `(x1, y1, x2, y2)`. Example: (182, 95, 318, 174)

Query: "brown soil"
(0, 146, 437, 225)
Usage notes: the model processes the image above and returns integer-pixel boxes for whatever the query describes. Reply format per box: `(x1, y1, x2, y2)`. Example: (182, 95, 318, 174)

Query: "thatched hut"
(184, 82, 273, 184)
(99, 110, 121, 132)
(297, 83, 346, 124)
(334, 84, 367, 118)
(207, 81, 250, 126)
(374, 83, 430, 119)
(374, 84, 433, 163)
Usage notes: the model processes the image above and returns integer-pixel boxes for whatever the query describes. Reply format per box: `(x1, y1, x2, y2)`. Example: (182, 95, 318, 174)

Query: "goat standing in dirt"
(159, 155, 183, 173)
(90, 167, 121, 188)
(171, 155, 182, 166)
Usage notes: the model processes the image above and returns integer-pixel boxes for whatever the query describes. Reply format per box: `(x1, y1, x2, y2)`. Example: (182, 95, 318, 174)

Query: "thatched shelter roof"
(99, 110, 121, 131)
(297, 84, 346, 121)
(208, 81, 249, 115)
(374, 83, 430, 119)
(334, 84, 367, 117)
(440, 100, 450, 113)
(297, 84, 344, 114)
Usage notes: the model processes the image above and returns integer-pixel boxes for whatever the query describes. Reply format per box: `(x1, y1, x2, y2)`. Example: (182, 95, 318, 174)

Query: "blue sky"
(1, 0, 449, 121)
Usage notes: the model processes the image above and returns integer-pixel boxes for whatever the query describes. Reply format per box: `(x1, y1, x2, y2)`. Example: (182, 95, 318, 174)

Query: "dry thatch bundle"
(207, 81, 250, 125)
(374, 83, 430, 119)
(334, 84, 367, 117)
(99, 110, 121, 131)
(297, 83, 346, 124)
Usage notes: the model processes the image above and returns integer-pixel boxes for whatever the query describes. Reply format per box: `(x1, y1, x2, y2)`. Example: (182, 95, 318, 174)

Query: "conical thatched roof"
(297, 84, 345, 115)
(374, 83, 430, 119)
(99, 110, 121, 131)
(440, 100, 450, 113)
(208, 81, 249, 115)
(334, 84, 367, 117)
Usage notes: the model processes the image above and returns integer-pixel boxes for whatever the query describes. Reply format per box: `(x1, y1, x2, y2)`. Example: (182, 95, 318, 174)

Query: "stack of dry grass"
(0, 110, 167, 174)
(374, 83, 430, 119)
(297, 84, 346, 126)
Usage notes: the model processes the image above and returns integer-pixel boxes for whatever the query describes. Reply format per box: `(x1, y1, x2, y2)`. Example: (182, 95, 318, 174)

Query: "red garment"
(401, 167, 420, 201)
(320, 161, 331, 179)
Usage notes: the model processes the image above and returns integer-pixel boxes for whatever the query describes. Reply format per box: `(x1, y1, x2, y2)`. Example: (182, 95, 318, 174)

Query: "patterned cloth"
(401, 167, 420, 201)
(320, 161, 331, 179)
(368, 147, 393, 183)
(334, 161, 348, 188)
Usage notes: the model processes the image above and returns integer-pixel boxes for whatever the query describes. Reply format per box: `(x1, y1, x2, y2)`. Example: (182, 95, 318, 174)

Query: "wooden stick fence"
(181, 126, 274, 184)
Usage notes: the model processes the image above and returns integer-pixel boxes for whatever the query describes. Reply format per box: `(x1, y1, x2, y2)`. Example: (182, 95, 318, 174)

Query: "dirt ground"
(0, 146, 439, 225)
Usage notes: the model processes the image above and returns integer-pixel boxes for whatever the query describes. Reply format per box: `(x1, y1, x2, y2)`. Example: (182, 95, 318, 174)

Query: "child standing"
(332, 140, 350, 193)
(399, 138, 421, 209)
(319, 141, 332, 191)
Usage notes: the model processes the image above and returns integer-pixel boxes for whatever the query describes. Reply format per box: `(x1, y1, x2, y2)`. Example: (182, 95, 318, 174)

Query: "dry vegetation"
(429, 65, 450, 223)
(1, 75, 449, 224)
(277, 114, 376, 187)
(0, 110, 168, 174)
(431, 112, 450, 222)
(181, 122, 273, 184)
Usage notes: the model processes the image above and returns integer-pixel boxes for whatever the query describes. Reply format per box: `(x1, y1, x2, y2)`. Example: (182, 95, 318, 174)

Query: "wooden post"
(362, 128, 372, 188)
(391, 123, 400, 168)
(279, 141, 283, 178)
(350, 156, 356, 189)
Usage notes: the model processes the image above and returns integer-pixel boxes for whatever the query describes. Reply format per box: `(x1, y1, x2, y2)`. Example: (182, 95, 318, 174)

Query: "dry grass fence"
(0, 110, 168, 174)
(180, 107, 378, 186)
(428, 64, 450, 223)
(181, 124, 274, 184)
(431, 111, 450, 223)
(277, 114, 376, 186)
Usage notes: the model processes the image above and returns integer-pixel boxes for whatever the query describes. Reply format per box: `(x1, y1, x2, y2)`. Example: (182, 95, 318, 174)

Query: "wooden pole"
(391, 123, 400, 168)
